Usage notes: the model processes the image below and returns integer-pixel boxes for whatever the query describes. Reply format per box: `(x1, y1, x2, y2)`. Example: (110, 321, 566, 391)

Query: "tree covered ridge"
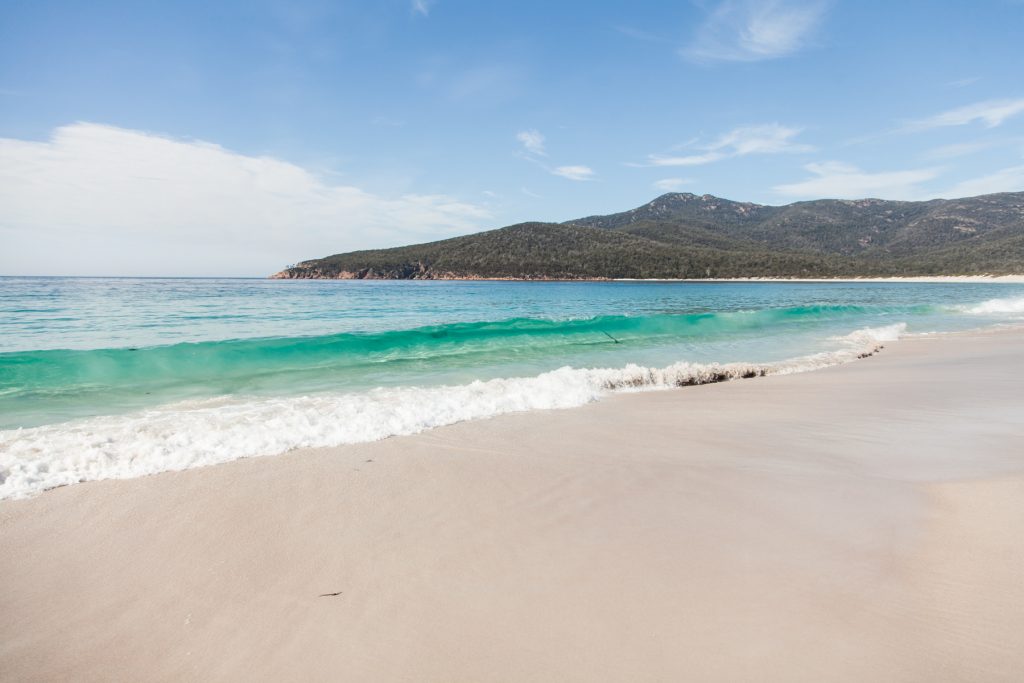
(272, 191, 1024, 279)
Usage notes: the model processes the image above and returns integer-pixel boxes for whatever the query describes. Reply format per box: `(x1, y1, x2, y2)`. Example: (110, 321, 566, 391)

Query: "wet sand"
(2, 328, 1023, 681)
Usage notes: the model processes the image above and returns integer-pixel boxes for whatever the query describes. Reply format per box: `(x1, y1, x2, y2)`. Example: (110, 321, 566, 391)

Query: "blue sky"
(1, 0, 1023, 275)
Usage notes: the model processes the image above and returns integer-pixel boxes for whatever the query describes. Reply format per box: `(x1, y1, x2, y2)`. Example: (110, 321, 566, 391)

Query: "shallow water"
(2, 277, 1023, 498)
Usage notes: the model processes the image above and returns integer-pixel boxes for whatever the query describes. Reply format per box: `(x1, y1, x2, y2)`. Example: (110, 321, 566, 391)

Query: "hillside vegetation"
(272, 192, 1024, 279)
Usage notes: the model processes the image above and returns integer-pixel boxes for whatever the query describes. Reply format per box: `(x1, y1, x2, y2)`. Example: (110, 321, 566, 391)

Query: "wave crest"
(0, 324, 903, 500)
(962, 296, 1024, 315)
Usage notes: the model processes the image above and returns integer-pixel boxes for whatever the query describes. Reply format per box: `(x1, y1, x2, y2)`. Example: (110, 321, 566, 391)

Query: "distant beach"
(615, 274, 1024, 283)
(3, 325, 1023, 680)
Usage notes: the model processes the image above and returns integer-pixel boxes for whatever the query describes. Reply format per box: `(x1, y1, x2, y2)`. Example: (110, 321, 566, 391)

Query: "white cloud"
(411, 0, 433, 17)
(643, 124, 811, 167)
(646, 151, 724, 167)
(773, 161, 942, 200)
(514, 130, 593, 180)
(944, 166, 1024, 197)
(0, 123, 490, 276)
(907, 98, 1024, 131)
(715, 123, 813, 154)
(653, 178, 693, 191)
(516, 129, 546, 156)
(685, 0, 828, 62)
(922, 140, 999, 160)
(551, 165, 595, 181)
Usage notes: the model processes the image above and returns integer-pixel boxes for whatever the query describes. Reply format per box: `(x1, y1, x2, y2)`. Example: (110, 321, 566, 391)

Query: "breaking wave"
(960, 296, 1024, 315)
(0, 323, 905, 500)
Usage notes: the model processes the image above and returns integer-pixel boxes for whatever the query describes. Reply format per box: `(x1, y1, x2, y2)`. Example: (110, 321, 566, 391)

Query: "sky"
(1, 0, 1023, 276)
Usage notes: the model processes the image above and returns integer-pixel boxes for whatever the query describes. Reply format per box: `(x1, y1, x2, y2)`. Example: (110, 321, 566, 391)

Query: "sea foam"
(0, 324, 904, 500)
(962, 296, 1024, 315)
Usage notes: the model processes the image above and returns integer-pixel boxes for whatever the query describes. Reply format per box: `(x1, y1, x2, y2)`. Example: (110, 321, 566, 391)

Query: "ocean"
(2, 276, 1023, 499)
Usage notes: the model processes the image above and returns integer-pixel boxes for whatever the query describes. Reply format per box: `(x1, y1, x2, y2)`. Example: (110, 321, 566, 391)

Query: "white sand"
(2, 328, 1023, 681)
(617, 275, 1024, 283)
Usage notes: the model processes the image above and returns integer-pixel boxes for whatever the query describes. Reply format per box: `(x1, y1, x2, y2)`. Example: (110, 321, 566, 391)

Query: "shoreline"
(3, 327, 1024, 680)
(271, 274, 1024, 283)
(615, 274, 1024, 283)
(0, 320, 904, 501)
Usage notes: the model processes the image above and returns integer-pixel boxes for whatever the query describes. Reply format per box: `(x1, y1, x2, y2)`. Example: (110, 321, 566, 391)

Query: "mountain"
(271, 192, 1024, 280)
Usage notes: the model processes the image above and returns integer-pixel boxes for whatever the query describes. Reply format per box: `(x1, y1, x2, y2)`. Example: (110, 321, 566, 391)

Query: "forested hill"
(271, 192, 1024, 280)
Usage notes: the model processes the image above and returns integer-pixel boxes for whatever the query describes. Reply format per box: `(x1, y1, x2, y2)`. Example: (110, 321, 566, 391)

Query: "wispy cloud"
(906, 98, 1024, 131)
(417, 61, 525, 105)
(516, 129, 594, 181)
(552, 165, 595, 181)
(946, 76, 981, 88)
(641, 124, 812, 167)
(654, 178, 694, 191)
(645, 151, 722, 167)
(411, 0, 433, 17)
(944, 165, 1024, 197)
(922, 139, 1000, 160)
(774, 161, 942, 200)
(685, 0, 828, 62)
(516, 129, 546, 156)
(844, 98, 1024, 147)
(0, 123, 489, 276)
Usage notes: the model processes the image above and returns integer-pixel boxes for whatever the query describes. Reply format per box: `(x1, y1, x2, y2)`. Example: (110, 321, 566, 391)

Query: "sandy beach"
(2, 327, 1024, 681)
(617, 275, 1024, 283)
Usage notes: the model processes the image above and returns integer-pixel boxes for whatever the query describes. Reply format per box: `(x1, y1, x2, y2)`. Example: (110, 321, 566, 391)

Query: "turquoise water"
(2, 277, 1023, 498)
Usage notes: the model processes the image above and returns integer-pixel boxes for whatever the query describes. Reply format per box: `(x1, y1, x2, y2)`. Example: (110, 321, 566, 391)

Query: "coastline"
(2, 327, 1024, 680)
(271, 273, 1024, 283)
(616, 274, 1024, 283)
